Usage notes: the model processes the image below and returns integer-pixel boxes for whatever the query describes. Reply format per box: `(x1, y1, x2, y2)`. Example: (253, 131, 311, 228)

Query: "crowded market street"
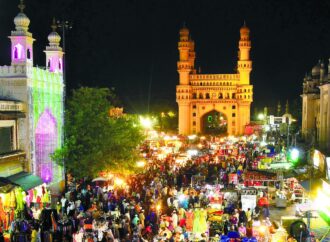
(7, 133, 322, 242)
(2, 0, 330, 241)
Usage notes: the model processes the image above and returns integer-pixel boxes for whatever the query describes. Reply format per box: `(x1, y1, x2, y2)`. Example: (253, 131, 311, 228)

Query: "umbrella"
(92, 177, 107, 182)
(258, 197, 269, 207)
(0, 177, 19, 193)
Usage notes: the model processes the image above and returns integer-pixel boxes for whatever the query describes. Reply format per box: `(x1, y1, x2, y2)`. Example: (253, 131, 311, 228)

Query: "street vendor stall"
(240, 188, 257, 212)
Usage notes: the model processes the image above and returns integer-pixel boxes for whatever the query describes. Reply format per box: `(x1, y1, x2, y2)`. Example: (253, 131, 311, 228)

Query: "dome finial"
(51, 17, 57, 32)
(18, 0, 25, 13)
(243, 20, 246, 27)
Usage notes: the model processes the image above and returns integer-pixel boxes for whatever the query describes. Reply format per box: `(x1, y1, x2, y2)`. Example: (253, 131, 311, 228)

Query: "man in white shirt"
(60, 195, 67, 215)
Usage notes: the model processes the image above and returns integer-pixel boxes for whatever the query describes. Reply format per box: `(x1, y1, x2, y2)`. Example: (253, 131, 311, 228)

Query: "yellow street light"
(136, 160, 146, 167)
(258, 113, 265, 120)
(139, 116, 153, 129)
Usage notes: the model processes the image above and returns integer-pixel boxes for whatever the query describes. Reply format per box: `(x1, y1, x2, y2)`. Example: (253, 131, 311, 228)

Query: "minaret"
(9, 0, 35, 66)
(277, 101, 282, 116)
(285, 100, 289, 114)
(177, 25, 193, 135)
(188, 35, 196, 74)
(237, 22, 252, 85)
(177, 25, 193, 85)
(44, 18, 64, 73)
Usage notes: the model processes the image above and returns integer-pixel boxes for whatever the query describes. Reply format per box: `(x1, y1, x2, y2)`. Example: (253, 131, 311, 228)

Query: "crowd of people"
(10, 135, 303, 242)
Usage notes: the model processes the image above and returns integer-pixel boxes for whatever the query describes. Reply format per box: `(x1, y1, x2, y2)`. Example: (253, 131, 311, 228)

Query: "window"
(193, 121, 196, 126)
(232, 121, 236, 126)
(232, 93, 236, 99)
(193, 105, 196, 109)
(219, 93, 223, 99)
(192, 93, 197, 99)
(59, 58, 62, 70)
(199, 93, 203, 99)
(192, 113, 196, 117)
(232, 113, 236, 117)
(27, 48, 31, 59)
(206, 93, 210, 99)
(14, 44, 23, 59)
(232, 105, 236, 109)
(0, 127, 14, 154)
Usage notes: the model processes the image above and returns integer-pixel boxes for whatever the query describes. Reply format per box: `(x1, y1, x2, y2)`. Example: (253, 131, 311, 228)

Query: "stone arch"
(200, 109, 228, 135)
(35, 109, 57, 183)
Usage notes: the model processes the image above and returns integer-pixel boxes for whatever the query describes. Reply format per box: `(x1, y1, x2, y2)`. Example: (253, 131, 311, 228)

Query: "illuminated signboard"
(326, 157, 330, 182)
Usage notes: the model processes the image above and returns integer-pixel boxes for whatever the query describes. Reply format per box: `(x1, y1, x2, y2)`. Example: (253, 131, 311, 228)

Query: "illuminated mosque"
(0, 1, 64, 187)
(176, 24, 253, 135)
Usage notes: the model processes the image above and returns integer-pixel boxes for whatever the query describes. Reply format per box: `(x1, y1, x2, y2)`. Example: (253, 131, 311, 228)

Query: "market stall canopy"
(92, 177, 107, 182)
(0, 177, 19, 193)
(7, 172, 43, 191)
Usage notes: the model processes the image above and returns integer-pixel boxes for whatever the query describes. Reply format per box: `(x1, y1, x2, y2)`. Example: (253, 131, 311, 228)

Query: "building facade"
(302, 60, 330, 153)
(176, 24, 253, 135)
(0, 2, 64, 187)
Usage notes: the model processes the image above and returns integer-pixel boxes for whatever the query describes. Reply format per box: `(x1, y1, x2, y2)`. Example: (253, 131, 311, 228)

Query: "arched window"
(232, 93, 236, 99)
(219, 93, 223, 99)
(14, 47, 18, 59)
(206, 93, 210, 99)
(199, 93, 203, 99)
(27, 49, 31, 59)
(59, 59, 62, 70)
(192, 93, 197, 99)
(14, 44, 23, 59)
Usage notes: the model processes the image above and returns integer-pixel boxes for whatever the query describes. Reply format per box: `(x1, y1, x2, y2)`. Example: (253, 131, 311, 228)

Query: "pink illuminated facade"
(35, 110, 58, 183)
(0, 1, 64, 191)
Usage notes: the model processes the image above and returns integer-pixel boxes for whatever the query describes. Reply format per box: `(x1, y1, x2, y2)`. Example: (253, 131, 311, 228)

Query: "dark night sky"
(1, 0, 330, 114)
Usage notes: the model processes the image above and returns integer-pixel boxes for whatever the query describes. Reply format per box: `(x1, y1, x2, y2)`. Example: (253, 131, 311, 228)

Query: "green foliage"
(52, 87, 144, 179)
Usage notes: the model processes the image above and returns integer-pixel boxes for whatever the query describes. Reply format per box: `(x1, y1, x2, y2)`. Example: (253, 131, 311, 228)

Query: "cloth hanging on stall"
(185, 210, 193, 232)
(0, 198, 6, 228)
(193, 208, 201, 233)
(199, 208, 207, 233)
(15, 188, 24, 211)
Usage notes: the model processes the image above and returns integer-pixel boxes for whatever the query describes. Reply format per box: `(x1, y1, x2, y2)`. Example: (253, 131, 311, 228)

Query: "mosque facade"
(0, 1, 64, 188)
(302, 60, 330, 153)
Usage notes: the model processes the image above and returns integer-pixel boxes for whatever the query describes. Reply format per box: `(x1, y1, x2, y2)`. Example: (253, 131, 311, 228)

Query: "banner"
(228, 174, 238, 185)
(326, 157, 330, 182)
(241, 194, 257, 212)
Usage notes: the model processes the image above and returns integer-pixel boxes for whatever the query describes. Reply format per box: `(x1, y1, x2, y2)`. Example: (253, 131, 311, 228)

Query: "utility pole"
(56, 19, 72, 191)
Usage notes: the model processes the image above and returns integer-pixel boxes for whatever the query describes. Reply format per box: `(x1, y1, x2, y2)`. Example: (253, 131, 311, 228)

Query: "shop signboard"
(326, 157, 330, 182)
(241, 194, 257, 212)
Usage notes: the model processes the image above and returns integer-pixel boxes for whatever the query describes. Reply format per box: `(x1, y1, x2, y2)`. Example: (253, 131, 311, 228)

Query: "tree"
(52, 87, 144, 179)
